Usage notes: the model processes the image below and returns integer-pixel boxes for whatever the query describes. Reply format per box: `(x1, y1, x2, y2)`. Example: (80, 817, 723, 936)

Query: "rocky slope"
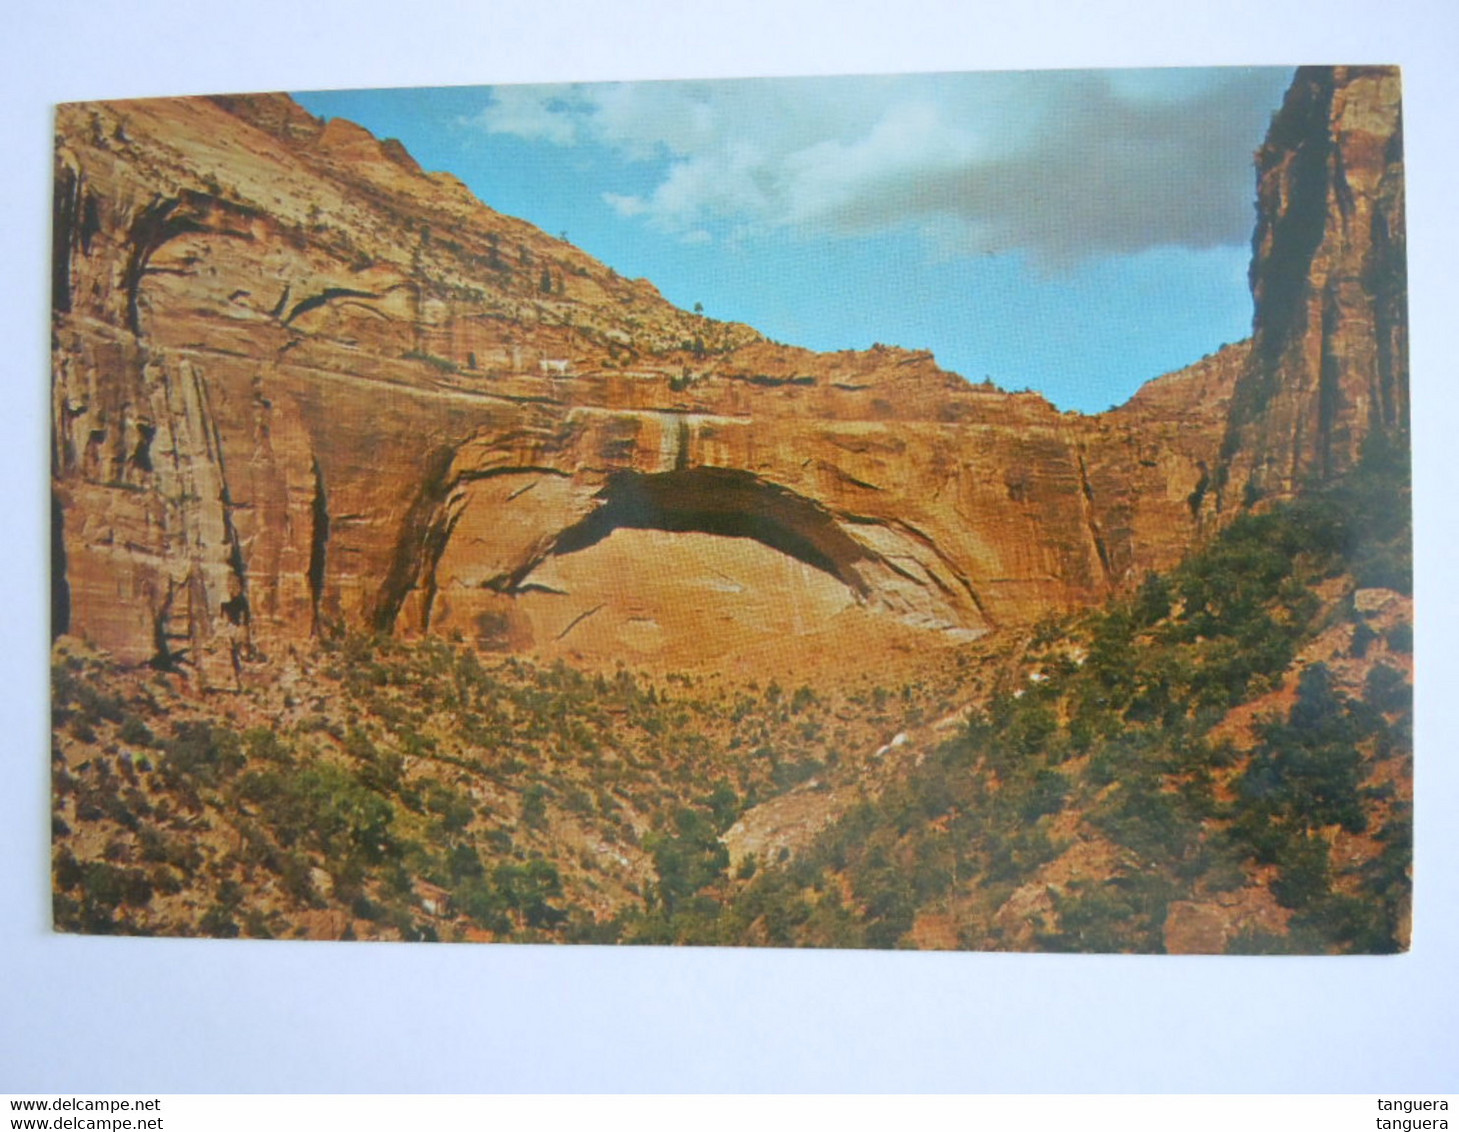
(52, 92, 1238, 685)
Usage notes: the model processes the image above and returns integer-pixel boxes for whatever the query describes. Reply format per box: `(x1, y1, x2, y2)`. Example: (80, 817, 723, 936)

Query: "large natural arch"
(408, 463, 990, 671)
(500, 467, 881, 599)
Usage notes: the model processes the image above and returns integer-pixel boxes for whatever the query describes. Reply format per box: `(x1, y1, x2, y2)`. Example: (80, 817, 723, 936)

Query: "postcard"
(49, 65, 1410, 952)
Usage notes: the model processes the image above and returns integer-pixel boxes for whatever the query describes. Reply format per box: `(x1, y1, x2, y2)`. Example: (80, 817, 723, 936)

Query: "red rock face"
(49, 73, 1395, 685)
(1219, 65, 1407, 508)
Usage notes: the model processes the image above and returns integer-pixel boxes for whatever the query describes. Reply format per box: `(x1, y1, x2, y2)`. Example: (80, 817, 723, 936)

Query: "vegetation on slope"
(50, 621, 975, 942)
(49, 441, 1411, 952)
(669, 436, 1412, 953)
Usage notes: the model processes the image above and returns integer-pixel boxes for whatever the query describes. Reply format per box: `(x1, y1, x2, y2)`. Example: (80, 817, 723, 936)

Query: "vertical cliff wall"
(1219, 65, 1407, 508)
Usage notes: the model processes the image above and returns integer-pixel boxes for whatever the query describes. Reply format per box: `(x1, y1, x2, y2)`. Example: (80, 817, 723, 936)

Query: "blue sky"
(294, 68, 1293, 413)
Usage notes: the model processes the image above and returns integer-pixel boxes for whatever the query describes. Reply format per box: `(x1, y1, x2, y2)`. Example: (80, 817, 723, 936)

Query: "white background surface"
(2, 0, 1456, 1093)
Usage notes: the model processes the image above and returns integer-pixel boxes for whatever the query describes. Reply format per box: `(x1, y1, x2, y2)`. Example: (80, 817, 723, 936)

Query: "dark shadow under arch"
(511, 467, 873, 597)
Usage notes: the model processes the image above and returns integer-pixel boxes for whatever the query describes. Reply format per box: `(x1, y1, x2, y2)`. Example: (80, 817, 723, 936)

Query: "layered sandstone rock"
(46, 89, 1291, 683)
(1218, 65, 1407, 508)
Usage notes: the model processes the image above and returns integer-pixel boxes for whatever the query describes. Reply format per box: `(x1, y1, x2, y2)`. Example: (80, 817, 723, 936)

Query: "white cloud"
(470, 68, 1293, 265)
(602, 191, 648, 218)
(467, 85, 588, 147)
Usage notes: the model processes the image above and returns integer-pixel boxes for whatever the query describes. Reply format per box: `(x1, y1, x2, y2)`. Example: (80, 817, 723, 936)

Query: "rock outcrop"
(1218, 65, 1407, 508)
(49, 71, 1397, 684)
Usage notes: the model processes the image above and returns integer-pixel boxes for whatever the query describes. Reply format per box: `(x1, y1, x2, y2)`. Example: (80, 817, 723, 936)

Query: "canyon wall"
(49, 69, 1400, 684)
(1218, 65, 1407, 508)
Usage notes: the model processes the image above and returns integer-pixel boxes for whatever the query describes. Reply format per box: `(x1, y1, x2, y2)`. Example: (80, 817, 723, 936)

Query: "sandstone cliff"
(50, 92, 1237, 682)
(1218, 65, 1407, 508)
